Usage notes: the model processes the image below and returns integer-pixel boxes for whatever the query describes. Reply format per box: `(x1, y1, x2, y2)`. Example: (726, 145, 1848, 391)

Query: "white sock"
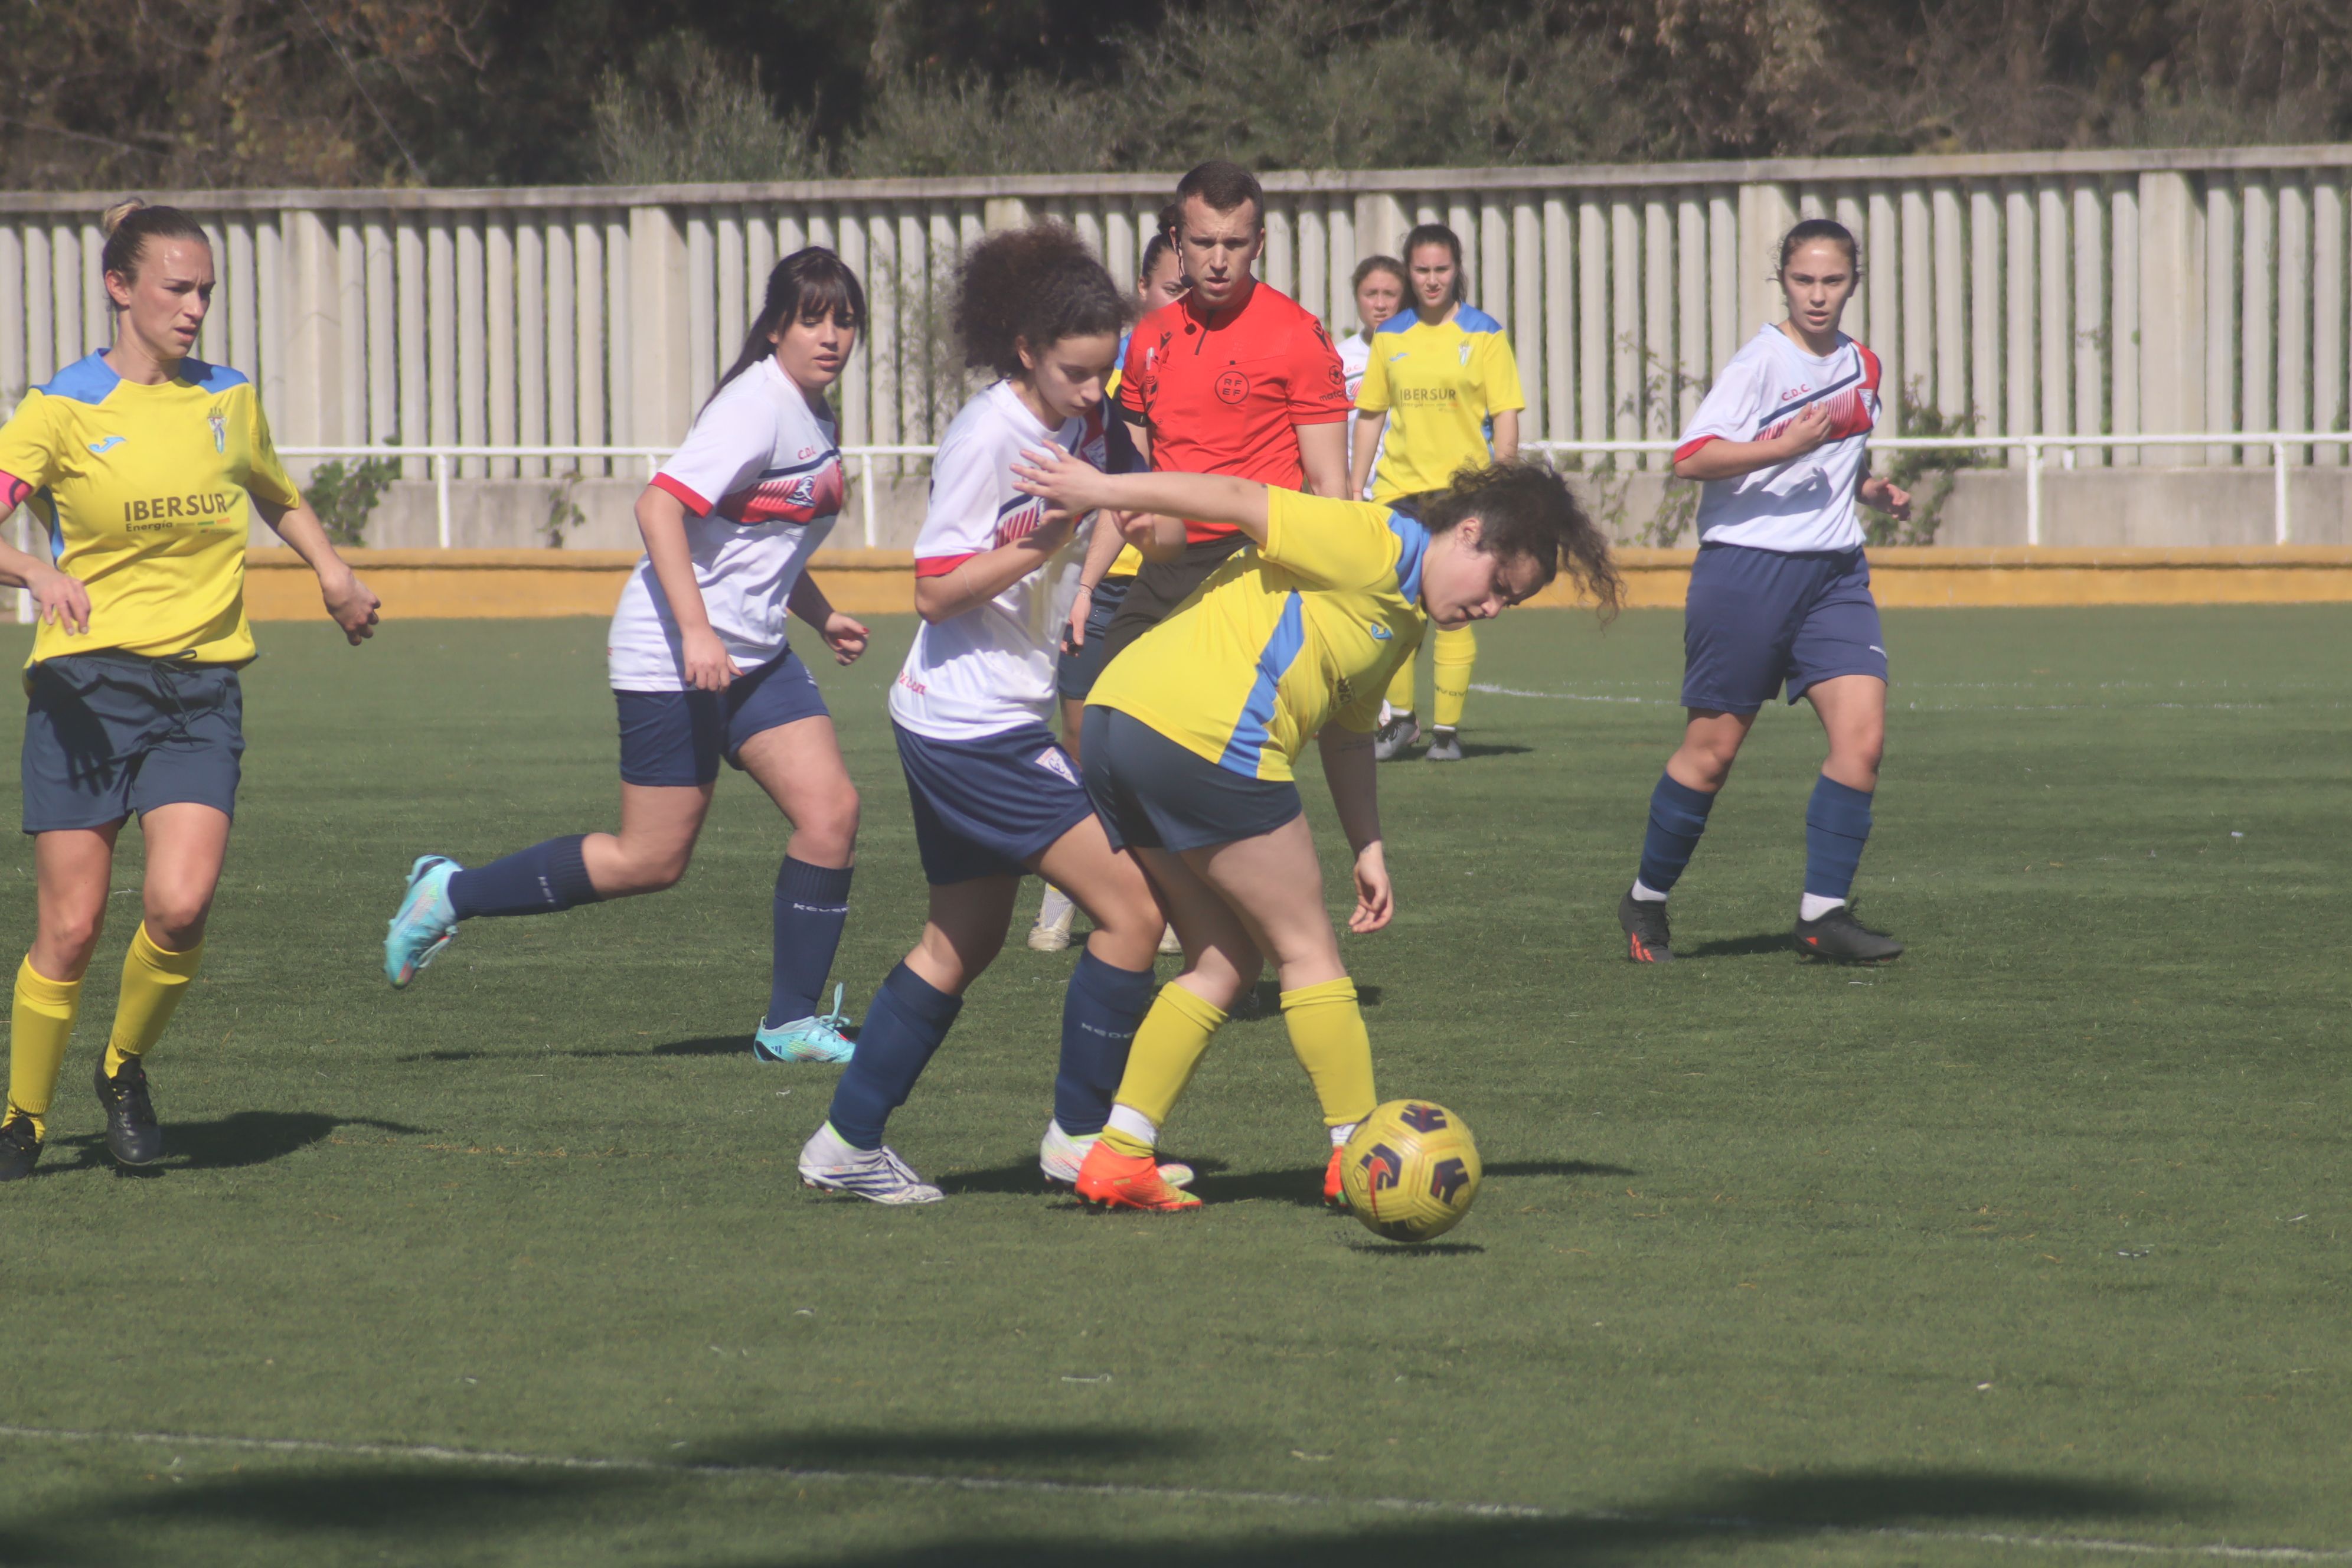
(1036, 886, 1074, 926)
(1629, 879, 1670, 904)
(1799, 893, 1846, 922)
(1329, 1122, 1359, 1148)
(1106, 1104, 1158, 1151)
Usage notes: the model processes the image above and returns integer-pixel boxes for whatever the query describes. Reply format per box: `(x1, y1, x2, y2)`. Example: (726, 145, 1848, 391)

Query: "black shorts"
(1054, 576, 1134, 702)
(1096, 534, 1255, 664)
(1080, 705, 1302, 854)
(21, 652, 244, 834)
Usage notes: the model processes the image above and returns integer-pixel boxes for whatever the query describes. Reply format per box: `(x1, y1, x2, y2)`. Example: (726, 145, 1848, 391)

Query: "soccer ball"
(1340, 1100, 1482, 1243)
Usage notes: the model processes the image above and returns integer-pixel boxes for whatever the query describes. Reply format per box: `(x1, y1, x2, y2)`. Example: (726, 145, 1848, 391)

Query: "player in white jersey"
(797, 223, 1182, 1204)
(386, 251, 873, 1061)
(1332, 254, 1406, 499)
(1616, 220, 1914, 966)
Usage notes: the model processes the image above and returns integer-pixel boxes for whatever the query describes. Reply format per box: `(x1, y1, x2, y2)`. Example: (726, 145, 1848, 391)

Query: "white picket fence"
(4, 145, 2350, 489)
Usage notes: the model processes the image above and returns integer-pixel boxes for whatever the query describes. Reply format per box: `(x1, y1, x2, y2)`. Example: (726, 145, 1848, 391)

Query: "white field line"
(1466, 682, 2292, 714)
(2, 1424, 2348, 1561)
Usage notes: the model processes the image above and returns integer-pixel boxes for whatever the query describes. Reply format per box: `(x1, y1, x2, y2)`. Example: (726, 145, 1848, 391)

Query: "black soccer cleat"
(94, 1056, 163, 1167)
(0, 1113, 41, 1182)
(1794, 904, 1905, 963)
(1618, 890, 1674, 963)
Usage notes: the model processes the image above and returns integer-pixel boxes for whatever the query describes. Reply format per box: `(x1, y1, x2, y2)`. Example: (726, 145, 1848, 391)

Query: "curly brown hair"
(1417, 460, 1624, 620)
(952, 222, 1132, 380)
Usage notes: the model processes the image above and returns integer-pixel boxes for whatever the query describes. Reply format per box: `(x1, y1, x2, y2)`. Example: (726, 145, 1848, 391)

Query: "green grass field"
(1, 606, 2346, 1567)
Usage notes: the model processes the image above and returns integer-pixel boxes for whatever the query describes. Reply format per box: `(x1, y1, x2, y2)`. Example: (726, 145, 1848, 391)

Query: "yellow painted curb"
(244, 544, 2352, 622)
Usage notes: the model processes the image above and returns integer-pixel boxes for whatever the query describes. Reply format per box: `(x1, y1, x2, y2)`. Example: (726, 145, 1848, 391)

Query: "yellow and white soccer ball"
(1340, 1099, 1482, 1243)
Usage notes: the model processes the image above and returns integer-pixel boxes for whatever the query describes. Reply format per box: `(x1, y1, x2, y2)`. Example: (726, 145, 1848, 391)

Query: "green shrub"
(304, 454, 403, 548)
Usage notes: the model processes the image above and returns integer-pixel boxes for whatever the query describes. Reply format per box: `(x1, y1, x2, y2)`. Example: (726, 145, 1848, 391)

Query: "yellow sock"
(103, 925, 205, 1077)
(1279, 976, 1377, 1129)
(1385, 651, 1418, 714)
(9, 956, 81, 1140)
(1432, 623, 1477, 731)
(1100, 984, 1227, 1156)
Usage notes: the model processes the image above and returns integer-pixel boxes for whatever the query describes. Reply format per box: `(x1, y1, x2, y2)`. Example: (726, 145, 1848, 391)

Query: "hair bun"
(99, 198, 148, 239)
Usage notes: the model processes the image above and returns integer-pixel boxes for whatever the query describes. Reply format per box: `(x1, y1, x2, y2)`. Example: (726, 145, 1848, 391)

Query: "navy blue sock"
(766, 858, 854, 1027)
(1804, 775, 1875, 903)
(827, 963, 962, 1151)
(1637, 773, 1718, 894)
(1052, 948, 1157, 1137)
(446, 836, 602, 919)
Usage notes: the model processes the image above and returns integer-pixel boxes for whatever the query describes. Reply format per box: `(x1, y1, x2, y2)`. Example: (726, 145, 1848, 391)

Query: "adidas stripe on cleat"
(1073, 1140, 1200, 1211)
(1618, 889, 1674, 963)
(1794, 904, 1905, 963)
(797, 1122, 942, 1204)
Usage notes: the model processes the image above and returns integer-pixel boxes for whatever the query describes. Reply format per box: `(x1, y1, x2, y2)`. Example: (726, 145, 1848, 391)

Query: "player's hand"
(320, 567, 381, 645)
(820, 611, 870, 666)
(1777, 401, 1837, 458)
(681, 626, 741, 691)
(1862, 476, 1913, 521)
(1065, 583, 1095, 650)
(1347, 842, 1394, 933)
(1011, 442, 1114, 515)
(27, 565, 92, 636)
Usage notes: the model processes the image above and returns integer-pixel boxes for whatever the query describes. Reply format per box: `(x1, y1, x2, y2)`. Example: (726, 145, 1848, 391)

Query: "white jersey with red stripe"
(888, 380, 1105, 741)
(1674, 325, 1881, 554)
(607, 356, 845, 691)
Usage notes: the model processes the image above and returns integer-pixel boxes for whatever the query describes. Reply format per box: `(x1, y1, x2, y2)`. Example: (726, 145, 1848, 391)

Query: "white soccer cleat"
(798, 1122, 943, 1204)
(1028, 887, 1078, 952)
(1038, 1118, 1194, 1190)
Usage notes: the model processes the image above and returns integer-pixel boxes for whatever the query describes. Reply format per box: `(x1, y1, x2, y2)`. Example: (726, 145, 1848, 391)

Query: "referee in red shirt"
(1097, 160, 1354, 661)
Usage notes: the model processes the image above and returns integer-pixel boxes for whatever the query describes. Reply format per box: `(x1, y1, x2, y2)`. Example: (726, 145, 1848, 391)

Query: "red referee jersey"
(1119, 282, 1351, 542)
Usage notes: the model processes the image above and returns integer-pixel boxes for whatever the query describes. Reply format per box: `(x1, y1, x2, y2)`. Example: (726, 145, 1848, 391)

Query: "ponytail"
(99, 198, 210, 295)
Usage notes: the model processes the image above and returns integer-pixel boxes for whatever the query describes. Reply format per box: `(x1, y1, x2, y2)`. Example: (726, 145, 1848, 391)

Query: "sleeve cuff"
(914, 553, 978, 579)
(1672, 435, 1720, 463)
(651, 472, 713, 515)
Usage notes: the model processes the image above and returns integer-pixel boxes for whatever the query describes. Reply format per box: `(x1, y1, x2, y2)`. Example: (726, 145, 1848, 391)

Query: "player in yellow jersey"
(0, 201, 380, 1181)
(1007, 447, 1620, 1211)
(1030, 214, 1187, 953)
(1351, 223, 1526, 764)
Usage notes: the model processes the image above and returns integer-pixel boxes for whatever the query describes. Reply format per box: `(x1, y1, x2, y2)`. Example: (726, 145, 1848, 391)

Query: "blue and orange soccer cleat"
(384, 855, 462, 988)
(1073, 1139, 1200, 1211)
(753, 984, 857, 1063)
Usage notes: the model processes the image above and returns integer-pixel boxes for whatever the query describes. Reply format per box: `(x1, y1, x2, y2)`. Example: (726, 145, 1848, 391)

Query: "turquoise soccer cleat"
(384, 855, 462, 988)
(753, 983, 857, 1063)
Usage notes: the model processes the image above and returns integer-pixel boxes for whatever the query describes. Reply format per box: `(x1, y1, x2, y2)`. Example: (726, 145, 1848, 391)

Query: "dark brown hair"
(1352, 254, 1407, 292)
(953, 222, 1131, 380)
(1419, 459, 1623, 620)
(1777, 218, 1862, 277)
(1173, 161, 1264, 228)
(707, 247, 865, 410)
(1403, 223, 1466, 307)
(99, 199, 209, 294)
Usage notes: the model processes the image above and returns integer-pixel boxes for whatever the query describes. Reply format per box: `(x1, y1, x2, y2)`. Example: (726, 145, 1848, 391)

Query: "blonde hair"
(98, 197, 209, 292)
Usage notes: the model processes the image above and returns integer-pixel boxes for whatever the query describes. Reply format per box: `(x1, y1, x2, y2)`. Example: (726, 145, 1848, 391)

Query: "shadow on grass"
(49, 1112, 428, 1175)
(1224, 981, 1383, 1021)
(0, 1438, 2204, 1567)
(1675, 932, 1794, 960)
(1340, 1239, 1486, 1256)
(1487, 1159, 1638, 1179)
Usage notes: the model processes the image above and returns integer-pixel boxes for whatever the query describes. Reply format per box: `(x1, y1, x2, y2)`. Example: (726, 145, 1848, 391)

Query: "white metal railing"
(263, 432, 2352, 554)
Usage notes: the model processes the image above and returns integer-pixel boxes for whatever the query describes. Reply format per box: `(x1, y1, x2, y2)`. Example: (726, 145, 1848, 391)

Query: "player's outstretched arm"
(253, 496, 380, 645)
(1317, 726, 1392, 933)
(1012, 442, 1270, 544)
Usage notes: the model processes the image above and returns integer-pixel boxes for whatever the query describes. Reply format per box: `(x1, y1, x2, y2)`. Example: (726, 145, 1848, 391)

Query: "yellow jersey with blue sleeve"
(0, 351, 299, 669)
(1086, 490, 1429, 782)
(1355, 305, 1525, 503)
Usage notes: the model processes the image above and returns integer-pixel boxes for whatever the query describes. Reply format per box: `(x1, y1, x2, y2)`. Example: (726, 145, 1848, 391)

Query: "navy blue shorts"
(1080, 705, 1304, 854)
(1054, 575, 1134, 701)
(1681, 544, 1889, 714)
(22, 653, 244, 834)
(615, 648, 829, 788)
(893, 721, 1099, 886)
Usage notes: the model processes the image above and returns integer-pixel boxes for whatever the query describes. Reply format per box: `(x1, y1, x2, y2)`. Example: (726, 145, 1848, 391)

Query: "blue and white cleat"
(384, 855, 462, 988)
(753, 984, 857, 1063)
(798, 1122, 942, 1204)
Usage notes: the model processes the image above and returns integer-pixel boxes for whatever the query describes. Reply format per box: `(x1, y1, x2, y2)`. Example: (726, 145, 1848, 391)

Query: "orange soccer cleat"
(1074, 1140, 1202, 1212)
(1324, 1145, 1348, 1209)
